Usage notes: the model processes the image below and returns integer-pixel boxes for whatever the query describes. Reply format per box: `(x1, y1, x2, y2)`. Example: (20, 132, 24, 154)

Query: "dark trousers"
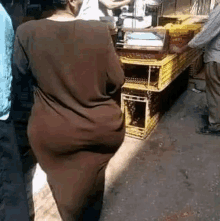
(13, 120, 37, 221)
(0, 119, 30, 221)
(11, 64, 37, 221)
(205, 61, 220, 130)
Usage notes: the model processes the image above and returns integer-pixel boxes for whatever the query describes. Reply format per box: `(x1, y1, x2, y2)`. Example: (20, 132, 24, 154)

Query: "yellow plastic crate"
(125, 113, 160, 139)
(165, 24, 190, 35)
(164, 23, 202, 34)
(121, 90, 162, 139)
(120, 48, 203, 92)
(121, 69, 190, 139)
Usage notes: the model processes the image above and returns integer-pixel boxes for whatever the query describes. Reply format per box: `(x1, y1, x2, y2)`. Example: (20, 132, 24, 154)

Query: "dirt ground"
(34, 70, 220, 220)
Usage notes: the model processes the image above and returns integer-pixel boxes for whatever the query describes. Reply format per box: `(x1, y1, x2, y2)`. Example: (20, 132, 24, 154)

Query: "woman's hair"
(40, 0, 82, 18)
(53, 0, 68, 10)
(39, 0, 67, 17)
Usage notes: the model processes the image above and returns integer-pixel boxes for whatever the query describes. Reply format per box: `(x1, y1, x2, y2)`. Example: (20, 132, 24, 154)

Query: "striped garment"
(188, 4, 220, 63)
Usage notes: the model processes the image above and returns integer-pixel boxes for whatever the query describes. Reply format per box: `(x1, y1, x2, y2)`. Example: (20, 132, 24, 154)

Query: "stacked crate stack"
(118, 22, 203, 139)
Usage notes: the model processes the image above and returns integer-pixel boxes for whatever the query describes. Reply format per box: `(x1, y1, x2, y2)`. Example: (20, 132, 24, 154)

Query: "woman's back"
(14, 1, 125, 220)
(14, 19, 125, 148)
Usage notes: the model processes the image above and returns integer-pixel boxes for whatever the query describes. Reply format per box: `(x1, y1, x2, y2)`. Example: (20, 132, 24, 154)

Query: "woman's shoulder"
(16, 20, 38, 37)
(75, 19, 111, 38)
(76, 19, 108, 30)
(16, 19, 53, 40)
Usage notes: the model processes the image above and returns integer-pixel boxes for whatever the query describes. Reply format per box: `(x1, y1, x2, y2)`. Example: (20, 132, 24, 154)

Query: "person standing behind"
(2, 1, 38, 220)
(0, 1, 30, 220)
(173, 3, 220, 135)
(77, 0, 133, 46)
(77, 0, 133, 30)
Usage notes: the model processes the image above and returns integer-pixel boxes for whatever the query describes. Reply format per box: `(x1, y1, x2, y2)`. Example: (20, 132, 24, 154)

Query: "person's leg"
(205, 62, 220, 129)
(13, 121, 37, 221)
(81, 163, 107, 221)
(11, 63, 36, 220)
(0, 119, 30, 221)
(198, 61, 220, 134)
(43, 151, 113, 221)
(22, 151, 37, 221)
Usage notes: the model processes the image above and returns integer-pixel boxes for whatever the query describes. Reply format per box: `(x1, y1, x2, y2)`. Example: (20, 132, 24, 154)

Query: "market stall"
(115, 3, 207, 139)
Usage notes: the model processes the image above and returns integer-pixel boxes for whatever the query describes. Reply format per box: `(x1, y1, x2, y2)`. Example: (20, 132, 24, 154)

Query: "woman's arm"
(187, 5, 220, 49)
(13, 33, 30, 76)
(99, 0, 132, 10)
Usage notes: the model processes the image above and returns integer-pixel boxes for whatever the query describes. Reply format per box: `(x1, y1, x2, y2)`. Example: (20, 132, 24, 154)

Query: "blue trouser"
(0, 119, 30, 221)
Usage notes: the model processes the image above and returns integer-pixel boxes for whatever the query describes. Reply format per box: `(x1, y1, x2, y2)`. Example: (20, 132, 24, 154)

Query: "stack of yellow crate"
(119, 22, 203, 139)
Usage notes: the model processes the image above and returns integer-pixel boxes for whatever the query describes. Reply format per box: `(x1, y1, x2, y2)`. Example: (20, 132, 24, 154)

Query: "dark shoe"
(196, 125, 220, 135)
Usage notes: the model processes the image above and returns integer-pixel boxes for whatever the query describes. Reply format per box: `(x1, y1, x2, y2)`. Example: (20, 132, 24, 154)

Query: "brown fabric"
(14, 19, 125, 220)
(205, 61, 220, 129)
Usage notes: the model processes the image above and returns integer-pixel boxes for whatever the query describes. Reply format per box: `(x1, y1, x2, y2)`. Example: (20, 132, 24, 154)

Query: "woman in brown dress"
(13, 0, 125, 220)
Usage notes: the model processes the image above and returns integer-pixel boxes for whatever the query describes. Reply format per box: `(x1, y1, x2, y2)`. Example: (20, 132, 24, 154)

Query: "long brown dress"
(13, 19, 125, 220)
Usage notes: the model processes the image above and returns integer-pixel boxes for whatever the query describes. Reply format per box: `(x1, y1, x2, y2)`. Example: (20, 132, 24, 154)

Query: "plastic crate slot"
(124, 99, 147, 128)
(120, 48, 202, 92)
(124, 63, 160, 87)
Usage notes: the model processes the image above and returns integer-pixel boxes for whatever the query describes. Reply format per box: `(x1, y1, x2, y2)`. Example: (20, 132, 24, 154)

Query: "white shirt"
(77, 0, 100, 20)
(77, 0, 115, 28)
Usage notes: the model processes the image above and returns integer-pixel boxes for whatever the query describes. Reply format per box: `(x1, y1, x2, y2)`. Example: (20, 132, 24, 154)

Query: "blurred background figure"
(3, 0, 37, 220)
(0, 1, 30, 220)
(77, 0, 133, 25)
(77, 0, 133, 44)
(173, 2, 220, 135)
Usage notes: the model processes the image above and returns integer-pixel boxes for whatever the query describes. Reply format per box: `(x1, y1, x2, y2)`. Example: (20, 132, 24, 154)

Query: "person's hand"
(172, 45, 189, 54)
(172, 46, 184, 54)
